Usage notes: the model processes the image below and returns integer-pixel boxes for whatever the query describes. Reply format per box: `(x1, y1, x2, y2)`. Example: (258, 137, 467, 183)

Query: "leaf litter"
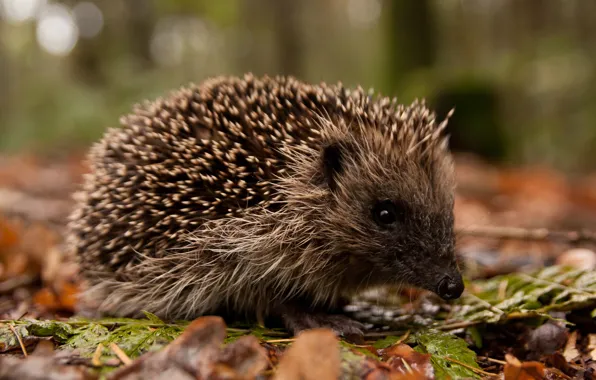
(1, 154, 596, 378)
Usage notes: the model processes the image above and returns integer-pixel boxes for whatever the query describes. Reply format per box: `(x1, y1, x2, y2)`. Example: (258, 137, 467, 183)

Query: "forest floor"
(0, 153, 595, 379)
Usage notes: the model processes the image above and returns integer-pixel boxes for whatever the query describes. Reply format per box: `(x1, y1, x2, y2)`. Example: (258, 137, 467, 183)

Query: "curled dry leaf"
(216, 335, 269, 378)
(562, 331, 580, 362)
(503, 354, 545, 380)
(588, 334, 596, 361)
(378, 343, 434, 379)
(273, 328, 340, 380)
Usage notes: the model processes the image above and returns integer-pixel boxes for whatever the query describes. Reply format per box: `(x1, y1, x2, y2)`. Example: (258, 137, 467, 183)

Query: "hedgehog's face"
(319, 137, 464, 301)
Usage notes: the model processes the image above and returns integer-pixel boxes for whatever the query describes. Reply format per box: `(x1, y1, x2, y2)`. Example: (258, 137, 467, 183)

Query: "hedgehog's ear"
(321, 143, 344, 191)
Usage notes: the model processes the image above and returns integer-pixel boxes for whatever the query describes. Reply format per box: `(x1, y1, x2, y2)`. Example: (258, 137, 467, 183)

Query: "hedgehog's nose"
(436, 274, 464, 300)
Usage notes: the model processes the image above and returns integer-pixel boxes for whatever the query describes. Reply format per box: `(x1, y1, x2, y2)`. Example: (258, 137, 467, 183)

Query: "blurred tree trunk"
(70, 36, 108, 86)
(270, 0, 303, 77)
(68, 0, 155, 85)
(124, 0, 155, 70)
(239, 0, 303, 77)
(385, 0, 437, 91)
(0, 28, 9, 130)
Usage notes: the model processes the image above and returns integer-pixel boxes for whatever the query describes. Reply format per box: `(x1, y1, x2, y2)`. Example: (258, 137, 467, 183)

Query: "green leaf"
(372, 335, 402, 349)
(141, 311, 165, 325)
(64, 323, 110, 355)
(413, 330, 481, 380)
(467, 326, 482, 349)
(448, 266, 596, 326)
(0, 324, 29, 351)
(26, 321, 74, 343)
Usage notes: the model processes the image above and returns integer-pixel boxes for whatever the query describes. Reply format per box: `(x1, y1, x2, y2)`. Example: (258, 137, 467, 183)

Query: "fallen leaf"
(0, 216, 19, 251)
(0, 353, 96, 380)
(562, 331, 580, 362)
(588, 334, 596, 361)
(379, 343, 434, 379)
(33, 280, 81, 314)
(412, 330, 482, 379)
(504, 354, 545, 380)
(216, 335, 268, 379)
(274, 328, 340, 380)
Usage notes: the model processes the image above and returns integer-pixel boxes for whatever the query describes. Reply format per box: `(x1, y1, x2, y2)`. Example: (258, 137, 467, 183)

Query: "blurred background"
(1, 0, 596, 322)
(1, 0, 595, 172)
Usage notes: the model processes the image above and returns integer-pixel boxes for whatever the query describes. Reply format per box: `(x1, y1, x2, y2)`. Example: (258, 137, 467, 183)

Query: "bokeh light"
(0, 0, 46, 23)
(35, 3, 79, 56)
(346, 0, 381, 29)
(72, 1, 103, 39)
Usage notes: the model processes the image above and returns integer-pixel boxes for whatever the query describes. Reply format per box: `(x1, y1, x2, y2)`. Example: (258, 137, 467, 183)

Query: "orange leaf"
(504, 354, 545, 380)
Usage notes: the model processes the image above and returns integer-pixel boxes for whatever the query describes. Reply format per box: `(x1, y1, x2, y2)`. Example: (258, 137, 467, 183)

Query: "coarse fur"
(67, 73, 461, 333)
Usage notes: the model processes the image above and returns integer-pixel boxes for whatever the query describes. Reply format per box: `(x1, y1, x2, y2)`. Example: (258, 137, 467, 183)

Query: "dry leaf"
(379, 343, 433, 379)
(504, 354, 545, 380)
(562, 331, 580, 362)
(587, 334, 596, 361)
(274, 328, 340, 380)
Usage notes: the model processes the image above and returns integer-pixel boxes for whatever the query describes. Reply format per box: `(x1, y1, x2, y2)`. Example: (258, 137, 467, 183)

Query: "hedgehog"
(67, 73, 463, 336)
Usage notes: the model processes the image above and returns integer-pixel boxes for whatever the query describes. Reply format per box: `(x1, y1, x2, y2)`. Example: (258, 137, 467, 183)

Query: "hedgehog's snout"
(436, 272, 464, 300)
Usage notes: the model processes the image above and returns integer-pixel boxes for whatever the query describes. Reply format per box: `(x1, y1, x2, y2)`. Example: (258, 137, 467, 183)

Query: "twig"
(364, 330, 409, 338)
(265, 338, 295, 343)
(436, 320, 480, 331)
(109, 343, 132, 365)
(92, 343, 104, 366)
(477, 356, 507, 365)
(396, 330, 410, 345)
(457, 225, 596, 245)
(401, 357, 414, 374)
(445, 356, 498, 377)
(8, 323, 28, 357)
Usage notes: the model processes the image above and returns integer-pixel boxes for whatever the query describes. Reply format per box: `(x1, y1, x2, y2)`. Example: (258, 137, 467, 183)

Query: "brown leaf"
(504, 354, 545, 380)
(33, 281, 80, 313)
(215, 335, 268, 379)
(562, 331, 580, 362)
(0, 354, 96, 380)
(0, 216, 19, 251)
(273, 328, 340, 380)
(379, 343, 434, 379)
(588, 334, 596, 361)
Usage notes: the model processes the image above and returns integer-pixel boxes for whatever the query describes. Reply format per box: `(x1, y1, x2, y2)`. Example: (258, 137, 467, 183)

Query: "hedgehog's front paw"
(281, 310, 365, 342)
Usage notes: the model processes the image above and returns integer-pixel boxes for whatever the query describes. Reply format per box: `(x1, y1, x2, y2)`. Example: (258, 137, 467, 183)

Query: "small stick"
(265, 338, 295, 343)
(457, 225, 596, 245)
(8, 324, 28, 357)
(394, 330, 411, 346)
(477, 356, 507, 365)
(92, 343, 104, 366)
(401, 357, 414, 374)
(445, 356, 498, 377)
(436, 320, 480, 331)
(109, 343, 132, 365)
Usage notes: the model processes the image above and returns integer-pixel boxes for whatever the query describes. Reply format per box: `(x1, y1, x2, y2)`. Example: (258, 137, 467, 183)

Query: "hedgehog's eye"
(372, 200, 404, 227)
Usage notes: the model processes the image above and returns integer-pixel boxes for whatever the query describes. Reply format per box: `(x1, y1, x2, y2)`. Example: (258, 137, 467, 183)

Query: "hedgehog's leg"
(278, 301, 365, 342)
